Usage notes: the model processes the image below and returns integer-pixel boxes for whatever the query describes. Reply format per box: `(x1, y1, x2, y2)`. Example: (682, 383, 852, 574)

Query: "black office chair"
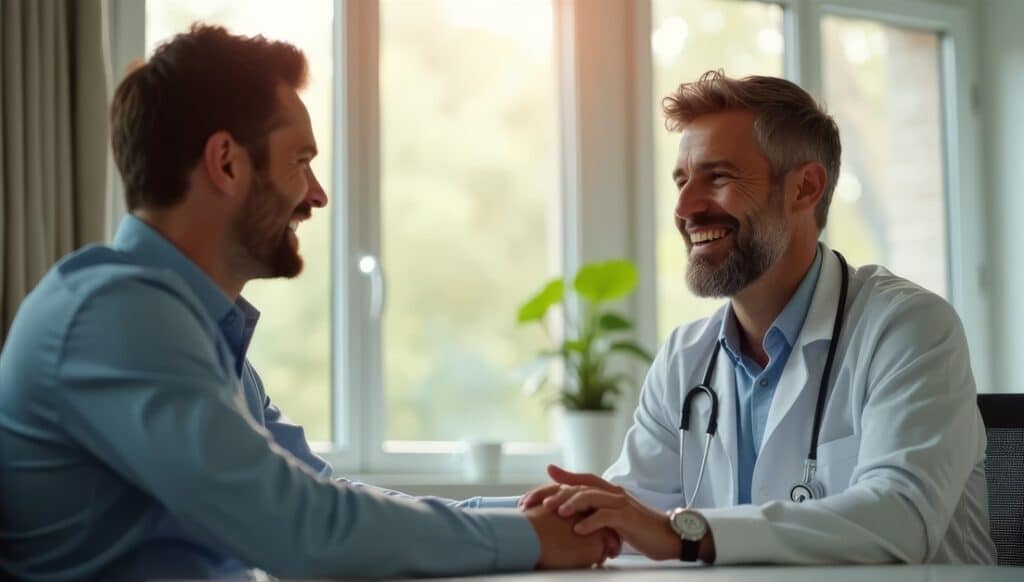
(978, 394, 1024, 566)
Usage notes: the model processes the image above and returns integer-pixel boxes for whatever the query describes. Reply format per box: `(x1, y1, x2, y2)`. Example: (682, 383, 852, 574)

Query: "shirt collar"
(112, 215, 239, 324)
(235, 296, 261, 360)
(718, 246, 824, 360)
(772, 246, 823, 347)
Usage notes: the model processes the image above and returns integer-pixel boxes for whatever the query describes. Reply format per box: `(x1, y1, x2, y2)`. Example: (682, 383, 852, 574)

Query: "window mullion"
(561, 0, 643, 438)
(335, 0, 381, 473)
(788, 0, 825, 250)
(787, 0, 823, 97)
(107, 0, 145, 239)
(937, 12, 993, 395)
(629, 0, 660, 367)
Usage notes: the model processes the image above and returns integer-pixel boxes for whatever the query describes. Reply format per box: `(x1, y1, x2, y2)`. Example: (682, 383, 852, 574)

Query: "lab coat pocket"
(816, 434, 861, 495)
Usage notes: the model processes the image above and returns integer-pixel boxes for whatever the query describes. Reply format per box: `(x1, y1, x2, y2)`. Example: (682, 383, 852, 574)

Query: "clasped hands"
(522, 464, 697, 570)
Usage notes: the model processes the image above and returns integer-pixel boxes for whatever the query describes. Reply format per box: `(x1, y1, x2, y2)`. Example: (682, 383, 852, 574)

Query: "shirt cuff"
(472, 495, 521, 509)
(471, 509, 540, 572)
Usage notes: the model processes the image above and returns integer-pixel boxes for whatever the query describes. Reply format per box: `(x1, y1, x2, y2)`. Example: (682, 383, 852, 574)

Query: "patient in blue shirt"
(0, 24, 610, 580)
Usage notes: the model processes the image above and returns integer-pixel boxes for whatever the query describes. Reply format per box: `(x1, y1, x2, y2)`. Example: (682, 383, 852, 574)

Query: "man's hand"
(539, 484, 694, 562)
(518, 464, 623, 510)
(523, 504, 619, 569)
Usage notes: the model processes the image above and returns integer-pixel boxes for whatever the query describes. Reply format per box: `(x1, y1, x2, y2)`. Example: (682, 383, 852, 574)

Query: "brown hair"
(110, 24, 308, 211)
(663, 70, 841, 230)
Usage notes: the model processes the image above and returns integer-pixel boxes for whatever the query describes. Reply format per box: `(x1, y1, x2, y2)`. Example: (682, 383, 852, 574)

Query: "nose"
(674, 179, 709, 224)
(306, 167, 328, 208)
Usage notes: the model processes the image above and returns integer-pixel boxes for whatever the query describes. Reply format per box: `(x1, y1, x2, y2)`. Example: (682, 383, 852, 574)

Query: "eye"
(675, 178, 688, 190)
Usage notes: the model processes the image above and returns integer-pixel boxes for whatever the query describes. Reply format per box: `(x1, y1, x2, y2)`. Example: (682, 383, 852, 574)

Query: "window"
(821, 16, 947, 296)
(377, 0, 560, 448)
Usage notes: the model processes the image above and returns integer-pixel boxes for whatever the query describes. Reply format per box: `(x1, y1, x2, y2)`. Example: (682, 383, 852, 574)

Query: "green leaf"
(597, 312, 631, 332)
(516, 279, 564, 323)
(564, 389, 612, 411)
(573, 260, 638, 304)
(609, 340, 655, 363)
(560, 392, 584, 410)
(563, 339, 587, 354)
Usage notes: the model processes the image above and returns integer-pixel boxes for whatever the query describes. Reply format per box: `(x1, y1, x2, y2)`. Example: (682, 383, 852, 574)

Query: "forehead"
(267, 84, 316, 150)
(674, 109, 767, 170)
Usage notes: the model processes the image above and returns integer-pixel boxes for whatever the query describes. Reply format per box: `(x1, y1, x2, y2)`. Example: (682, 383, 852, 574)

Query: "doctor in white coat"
(520, 71, 996, 566)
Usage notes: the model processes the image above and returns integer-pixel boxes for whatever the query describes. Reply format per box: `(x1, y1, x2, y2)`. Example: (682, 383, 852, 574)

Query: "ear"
(789, 161, 828, 216)
(201, 130, 250, 198)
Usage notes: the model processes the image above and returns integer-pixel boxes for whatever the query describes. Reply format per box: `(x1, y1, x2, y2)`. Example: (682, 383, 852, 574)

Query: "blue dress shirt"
(0, 216, 538, 580)
(718, 248, 822, 504)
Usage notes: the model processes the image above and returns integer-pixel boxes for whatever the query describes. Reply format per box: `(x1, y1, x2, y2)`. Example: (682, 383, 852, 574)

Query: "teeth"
(691, 229, 729, 244)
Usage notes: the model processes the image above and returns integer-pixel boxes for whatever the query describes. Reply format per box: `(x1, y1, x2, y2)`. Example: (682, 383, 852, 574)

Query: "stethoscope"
(678, 250, 849, 507)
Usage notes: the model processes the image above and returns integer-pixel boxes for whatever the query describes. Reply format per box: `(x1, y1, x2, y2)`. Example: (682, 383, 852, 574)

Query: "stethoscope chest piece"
(790, 482, 825, 502)
(790, 458, 827, 502)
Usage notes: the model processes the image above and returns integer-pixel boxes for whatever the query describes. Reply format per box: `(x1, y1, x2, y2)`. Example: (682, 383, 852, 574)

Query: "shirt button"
(759, 379, 768, 387)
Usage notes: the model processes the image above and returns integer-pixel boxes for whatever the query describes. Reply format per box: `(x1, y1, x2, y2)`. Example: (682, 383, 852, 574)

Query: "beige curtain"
(0, 0, 110, 340)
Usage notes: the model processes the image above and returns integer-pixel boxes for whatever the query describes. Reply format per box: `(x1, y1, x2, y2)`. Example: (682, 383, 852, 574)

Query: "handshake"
(518, 465, 715, 570)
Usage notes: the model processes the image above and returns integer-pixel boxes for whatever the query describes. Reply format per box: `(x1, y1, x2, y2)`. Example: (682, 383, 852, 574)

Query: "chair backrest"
(978, 394, 1024, 566)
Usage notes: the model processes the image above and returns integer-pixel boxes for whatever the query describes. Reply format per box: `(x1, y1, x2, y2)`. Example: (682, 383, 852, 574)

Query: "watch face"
(672, 510, 707, 540)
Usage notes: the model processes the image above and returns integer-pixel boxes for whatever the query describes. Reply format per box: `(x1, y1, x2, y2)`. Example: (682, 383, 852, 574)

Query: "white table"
(413, 555, 1022, 581)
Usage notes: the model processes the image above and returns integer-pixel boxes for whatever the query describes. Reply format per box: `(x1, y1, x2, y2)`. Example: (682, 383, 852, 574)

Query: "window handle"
(358, 254, 386, 319)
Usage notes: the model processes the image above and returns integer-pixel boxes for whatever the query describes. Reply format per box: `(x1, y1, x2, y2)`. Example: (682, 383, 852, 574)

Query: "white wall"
(980, 0, 1024, 394)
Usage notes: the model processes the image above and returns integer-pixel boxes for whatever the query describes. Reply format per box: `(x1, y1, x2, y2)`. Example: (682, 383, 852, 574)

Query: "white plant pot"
(558, 409, 617, 474)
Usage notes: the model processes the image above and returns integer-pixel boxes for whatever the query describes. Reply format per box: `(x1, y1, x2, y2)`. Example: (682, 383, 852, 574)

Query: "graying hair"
(663, 70, 842, 230)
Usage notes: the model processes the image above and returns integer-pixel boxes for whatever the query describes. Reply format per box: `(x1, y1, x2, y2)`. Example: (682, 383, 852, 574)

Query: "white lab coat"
(605, 245, 996, 565)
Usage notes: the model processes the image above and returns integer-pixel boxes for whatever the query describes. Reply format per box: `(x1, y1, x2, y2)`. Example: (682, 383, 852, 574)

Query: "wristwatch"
(668, 507, 708, 562)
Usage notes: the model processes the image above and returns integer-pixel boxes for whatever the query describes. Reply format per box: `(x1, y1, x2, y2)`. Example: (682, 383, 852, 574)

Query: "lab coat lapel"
(760, 245, 842, 454)
(711, 343, 739, 505)
(681, 308, 738, 508)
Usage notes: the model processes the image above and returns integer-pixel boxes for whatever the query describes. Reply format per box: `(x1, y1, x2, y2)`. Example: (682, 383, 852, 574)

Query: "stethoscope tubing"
(678, 250, 849, 506)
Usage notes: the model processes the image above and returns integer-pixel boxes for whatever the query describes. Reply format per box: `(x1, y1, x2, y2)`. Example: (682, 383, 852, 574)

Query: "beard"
(233, 171, 309, 280)
(684, 185, 789, 298)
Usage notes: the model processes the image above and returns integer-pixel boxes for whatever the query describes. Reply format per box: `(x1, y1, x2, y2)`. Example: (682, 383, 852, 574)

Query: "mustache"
(676, 212, 740, 231)
(292, 202, 313, 222)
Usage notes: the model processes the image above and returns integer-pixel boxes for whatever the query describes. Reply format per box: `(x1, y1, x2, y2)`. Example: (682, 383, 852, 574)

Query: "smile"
(689, 228, 732, 245)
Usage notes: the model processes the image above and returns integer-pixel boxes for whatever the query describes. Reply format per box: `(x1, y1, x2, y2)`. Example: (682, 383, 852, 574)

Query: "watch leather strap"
(680, 537, 701, 561)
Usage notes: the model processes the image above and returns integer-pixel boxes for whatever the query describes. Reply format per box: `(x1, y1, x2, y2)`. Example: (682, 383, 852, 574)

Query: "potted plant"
(517, 259, 654, 472)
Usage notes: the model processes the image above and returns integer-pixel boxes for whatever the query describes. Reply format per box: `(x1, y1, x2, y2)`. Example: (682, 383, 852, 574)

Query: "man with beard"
(0, 25, 613, 580)
(516, 71, 996, 565)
